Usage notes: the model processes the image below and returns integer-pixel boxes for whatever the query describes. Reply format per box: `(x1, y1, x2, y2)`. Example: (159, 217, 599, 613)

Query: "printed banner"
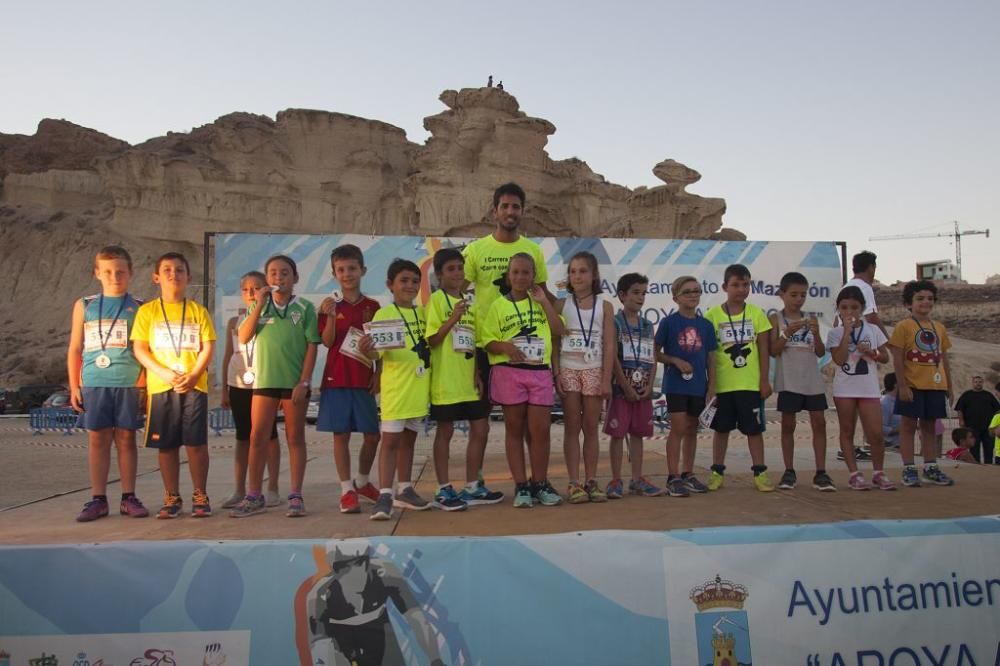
(213, 235, 845, 384)
(2, 518, 998, 665)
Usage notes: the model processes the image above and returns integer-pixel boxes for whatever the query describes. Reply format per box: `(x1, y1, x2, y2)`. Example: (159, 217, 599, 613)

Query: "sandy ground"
(1, 413, 996, 545)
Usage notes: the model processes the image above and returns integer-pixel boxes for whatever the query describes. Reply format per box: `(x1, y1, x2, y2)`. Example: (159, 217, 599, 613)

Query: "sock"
(667, 475, 679, 482)
(94, 494, 108, 502)
(398, 481, 413, 492)
(380, 487, 393, 497)
(465, 481, 479, 492)
(681, 472, 692, 479)
(751, 464, 767, 475)
(341, 481, 353, 496)
(355, 474, 370, 487)
(121, 492, 134, 500)
(710, 464, 726, 475)
(816, 469, 826, 476)
(785, 468, 795, 474)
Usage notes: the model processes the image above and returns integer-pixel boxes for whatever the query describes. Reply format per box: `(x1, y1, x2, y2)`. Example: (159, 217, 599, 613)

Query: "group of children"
(67, 242, 962, 524)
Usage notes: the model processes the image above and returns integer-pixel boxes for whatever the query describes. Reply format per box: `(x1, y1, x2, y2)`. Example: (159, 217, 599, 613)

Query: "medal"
(682, 372, 694, 381)
(332, 290, 343, 303)
(172, 362, 186, 374)
(95, 353, 112, 369)
(584, 349, 596, 363)
(415, 364, 426, 378)
(630, 369, 644, 384)
(933, 372, 942, 384)
(734, 355, 747, 368)
(242, 370, 256, 384)
(95, 293, 127, 370)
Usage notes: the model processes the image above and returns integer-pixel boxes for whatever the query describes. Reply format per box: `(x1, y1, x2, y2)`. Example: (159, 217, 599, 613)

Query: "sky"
(2, 1, 997, 284)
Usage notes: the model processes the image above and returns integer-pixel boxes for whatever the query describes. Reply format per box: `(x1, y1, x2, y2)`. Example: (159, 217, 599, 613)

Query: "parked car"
(12, 384, 68, 412)
(42, 391, 72, 409)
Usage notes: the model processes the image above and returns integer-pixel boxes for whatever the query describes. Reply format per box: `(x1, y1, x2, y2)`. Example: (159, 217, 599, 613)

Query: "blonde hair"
(671, 275, 698, 294)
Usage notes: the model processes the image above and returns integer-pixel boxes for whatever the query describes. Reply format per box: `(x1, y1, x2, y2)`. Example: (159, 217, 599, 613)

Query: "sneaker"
(707, 470, 725, 491)
(901, 466, 921, 487)
(458, 481, 504, 505)
(605, 478, 624, 499)
(753, 471, 775, 493)
(871, 470, 897, 491)
(855, 446, 872, 461)
(355, 481, 380, 504)
(221, 491, 244, 509)
(848, 471, 870, 491)
(265, 490, 283, 507)
(76, 497, 109, 522)
(370, 492, 394, 520)
(192, 490, 212, 518)
(340, 489, 361, 514)
(586, 479, 608, 502)
(534, 481, 563, 506)
(811, 472, 836, 492)
(629, 476, 664, 497)
(667, 477, 690, 498)
(158, 494, 184, 519)
(286, 494, 306, 517)
(393, 487, 431, 511)
(513, 485, 534, 508)
(922, 465, 955, 487)
(567, 482, 589, 504)
(228, 494, 266, 518)
(119, 495, 149, 518)
(777, 469, 797, 490)
(836, 449, 845, 461)
(682, 474, 709, 494)
(433, 485, 468, 511)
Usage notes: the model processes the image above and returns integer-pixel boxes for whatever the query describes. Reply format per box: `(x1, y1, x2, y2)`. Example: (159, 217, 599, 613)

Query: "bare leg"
(397, 429, 418, 483)
(502, 405, 528, 484)
(280, 396, 308, 493)
(113, 428, 138, 494)
(681, 415, 699, 475)
(359, 432, 379, 475)
(900, 415, 918, 466)
(527, 405, 552, 481)
(466, 418, 489, 484)
(186, 445, 210, 492)
(628, 434, 643, 481)
(247, 395, 280, 494)
(333, 433, 352, 481)
(609, 437, 624, 479)
(562, 391, 583, 482)
(919, 418, 938, 461)
(834, 398, 859, 473)
(666, 413, 687, 476)
(747, 434, 765, 467)
(233, 440, 250, 495)
(265, 436, 281, 493)
(433, 420, 455, 485)
(581, 395, 602, 481)
(780, 412, 796, 470)
(808, 410, 827, 470)
(712, 431, 729, 467)
(159, 448, 181, 495)
(88, 429, 114, 496)
(857, 401, 885, 471)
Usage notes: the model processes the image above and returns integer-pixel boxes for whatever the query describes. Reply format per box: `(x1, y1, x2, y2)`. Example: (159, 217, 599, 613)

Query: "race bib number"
(718, 321, 757, 345)
(636, 339, 655, 364)
(785, 330, 813, 349)
(364, 320, 406, 350)
(452, 325, 475, 353)
(152, 322, 201, 352)
(513, 336, 546, 364)
(340, 326, 373, 367)
(561, 332, 599, 355)
(83, 319, 128, 352)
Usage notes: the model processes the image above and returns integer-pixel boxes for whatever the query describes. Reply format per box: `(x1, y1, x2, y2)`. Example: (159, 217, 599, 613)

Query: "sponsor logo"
(28, 654, 59, 666)
(0, 648, 10, 666)
(691, 574, 753, 666)
(128, 649, 175, 666)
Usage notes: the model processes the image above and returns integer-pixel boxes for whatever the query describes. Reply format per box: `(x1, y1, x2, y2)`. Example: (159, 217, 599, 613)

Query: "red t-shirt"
(318, 295, 380, 389)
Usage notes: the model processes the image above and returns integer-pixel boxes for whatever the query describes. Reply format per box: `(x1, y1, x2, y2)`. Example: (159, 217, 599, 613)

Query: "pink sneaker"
(354, 481, 380, 503)
(848, 471, 870, 491)
(871, 471, 897, 491)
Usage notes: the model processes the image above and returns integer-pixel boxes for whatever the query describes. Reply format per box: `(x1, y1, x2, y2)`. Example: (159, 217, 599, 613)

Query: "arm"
(533, 286, 567, 336)
(132, 339, 179, 388)
(874, 343, 889, 364)
(768, 312, 785, 357)
(889, 345, 912, 402)
(810, 318, 825, 357)
(830, 327, 852, 365)
(319, 298, 337, 348)
(67, 300, 86, 411)
(611, 352, 638, 402)
(600, 301, 615, 397)
(426, 299, 467, 348)
(757, 331, 772, 399)
(291, 342, 318, 405)
(486, 340, 525, 362)
(706, 357, 717, 404)
(237, 288, 269, 344)
(220, 317, 236, 407)
(942, 351, 953, 404)
(174, 340, 216, 393)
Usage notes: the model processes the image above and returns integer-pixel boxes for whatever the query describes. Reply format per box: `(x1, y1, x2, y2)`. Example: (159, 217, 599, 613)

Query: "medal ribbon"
(268, 293, 294, 319)
(572, 293, 597, 352)
(622, 311, 643, 367)
(97, 293, 128, 353)
(159, 297, 187, 361)
(393, 303, 422, 351)
(510, 295, 534, 341)
(724, 304, 747, 346)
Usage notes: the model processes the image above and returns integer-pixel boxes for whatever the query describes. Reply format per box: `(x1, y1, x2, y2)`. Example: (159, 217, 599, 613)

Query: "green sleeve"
(425, 292, 445, 338)
(304, 300, 321, 344)
(479, 299, 503, 346)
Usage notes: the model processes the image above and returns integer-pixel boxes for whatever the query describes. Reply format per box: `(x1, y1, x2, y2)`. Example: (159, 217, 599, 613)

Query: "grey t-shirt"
(773, 314, 826, 396)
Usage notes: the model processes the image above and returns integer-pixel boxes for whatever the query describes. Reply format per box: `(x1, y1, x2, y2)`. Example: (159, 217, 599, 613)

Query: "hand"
(291, 382, 309, 405)
(842, 315, 857, 331)
(760, 380, 773, 401)
(601, 379, 613, 400)
(674, 359, 694, 375)
(898, 384, 914, 403)
(554, 374, 566, 399)
(528, 285, 546, 302)
(448, 299, 468, 321)
(157, 366, 180, 385)
(506, 342, 526, 363)
(318, 297, 338, 316)
(358, 334, 374, 355)
(369, 373, 379, 396)
(705, 391, 716, 408)
(70, 387, 84, 412)
(787, 319, 807, 333)
(621, 384, 637, 402)
(254, 286, 270, 307)
(173, 372, 197, 393)
(857, 340, 872, 354)
(220, 389, 230, 409)
(808, 318, 820, 337)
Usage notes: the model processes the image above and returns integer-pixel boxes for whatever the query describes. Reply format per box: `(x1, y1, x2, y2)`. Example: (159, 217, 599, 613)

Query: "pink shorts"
(490, 365, 555, 407)
(558, 367, 604, 396)
(603, 396, 654, 438)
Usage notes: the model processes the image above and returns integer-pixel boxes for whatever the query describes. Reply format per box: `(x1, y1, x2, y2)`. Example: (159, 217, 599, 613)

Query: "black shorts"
(895, 388, 947, 420)
(665, 393, 706, 417)
(144, 390, 207, 449)
(476, 348, 491, 392)
(712, 391, 765, 436)
(254, 387, 296, 400)
(430, 399, 491, 422)
(229, 386, 279, 441)
(776, 391, 828, 414)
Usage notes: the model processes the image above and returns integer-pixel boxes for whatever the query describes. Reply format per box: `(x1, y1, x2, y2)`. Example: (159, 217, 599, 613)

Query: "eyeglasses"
(678, 289, 703, 296)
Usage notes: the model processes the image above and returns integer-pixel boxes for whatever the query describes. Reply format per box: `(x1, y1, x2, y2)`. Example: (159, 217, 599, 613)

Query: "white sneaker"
(265, 490, 283, 507)
(221, 492, 244, 509)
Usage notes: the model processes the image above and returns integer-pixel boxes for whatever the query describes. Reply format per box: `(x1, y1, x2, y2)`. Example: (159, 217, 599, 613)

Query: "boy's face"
(94, 258, 132, 295)
(909, 290, 936, 317)
(267, 259, 298, 294)
(153, 259, 189, 294)
(437, 258, 465, 292)
(962, 432, 976, 448)
(388, 270, 421, 303)
(240, 276, 264, 307)
(672, 280, 702, 309)
(333, 258, 365, 290)
(780, 284, 807, 311)
(619, 282, 648, 313)
(723, 276, 750, 304)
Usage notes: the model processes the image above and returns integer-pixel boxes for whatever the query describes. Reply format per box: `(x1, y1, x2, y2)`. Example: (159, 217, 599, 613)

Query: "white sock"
(398, 481, 413, 492)
(355, 474, 369, 487)
(340, 481, 353, 497)
(465, 481, 478, 492)
(380, 488, 393, 498)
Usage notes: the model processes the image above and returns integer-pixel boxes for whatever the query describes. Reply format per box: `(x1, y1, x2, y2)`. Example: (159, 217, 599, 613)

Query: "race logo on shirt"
(677, 325, 704, 353)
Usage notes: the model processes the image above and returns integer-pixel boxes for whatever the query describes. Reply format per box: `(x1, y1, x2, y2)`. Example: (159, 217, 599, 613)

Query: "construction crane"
(870, 221, 989, 281)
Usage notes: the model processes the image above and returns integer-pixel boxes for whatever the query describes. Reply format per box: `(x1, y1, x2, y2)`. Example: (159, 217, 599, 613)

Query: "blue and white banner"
(2, 518, 999, 665)
(213, 235, 844, 384)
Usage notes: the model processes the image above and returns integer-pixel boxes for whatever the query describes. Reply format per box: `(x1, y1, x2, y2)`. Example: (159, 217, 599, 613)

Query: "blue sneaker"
(433, 485, 468, 511)
(513, 484, 534, 508)
(901, 466, 921, 488)
(458, 481, 504, 506)
(605, 478, 624, 499)
(629, 476, 664, 497)
(922, 464, 954, 486)
(533, 480, 563, 506)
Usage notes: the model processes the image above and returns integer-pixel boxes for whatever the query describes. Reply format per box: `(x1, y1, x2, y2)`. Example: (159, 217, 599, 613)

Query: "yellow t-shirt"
(703, 302, 772, 393)
(463, 234, 548, 326)
(480, 295, 557, 366)
(424, 289, 479, 406)
(990, 412, 1000, 458)
(373, 304, 430, 420)
(131, 298, 217, 394)
(888, 317, 952, 390)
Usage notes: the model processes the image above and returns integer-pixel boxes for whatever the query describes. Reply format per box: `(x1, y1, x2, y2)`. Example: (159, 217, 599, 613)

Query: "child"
(425, 248, 503, 510)
(316, 244, 382, 514)
(827, 285, 895, 490)
(654, 275, 717, 497)
(131, 252, 216, 518)
(703, 264, 774, 492)
(67, 245, 148, 521)
(769, 272, 834, 491)
(230, 255, 320, 518)
(605, 273, 662, 499)
(361, 258, 433, 520)
(220, 270, 282, 509)
(944, 428, 978, 463)
(889, 280, 955, 487)
(481, 253, 568, 508)
(554, 251, 615, 503)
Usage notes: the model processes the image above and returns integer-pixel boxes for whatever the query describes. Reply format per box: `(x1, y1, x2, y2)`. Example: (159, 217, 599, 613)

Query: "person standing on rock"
(844, 251, 887, 336)
(953, 375, 1000, 463)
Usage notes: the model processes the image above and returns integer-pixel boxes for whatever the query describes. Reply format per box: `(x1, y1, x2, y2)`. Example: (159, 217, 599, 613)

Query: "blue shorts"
(895, 388, 947, 420)
(317, 388, 379, 434)
(79, 387, 143, 431)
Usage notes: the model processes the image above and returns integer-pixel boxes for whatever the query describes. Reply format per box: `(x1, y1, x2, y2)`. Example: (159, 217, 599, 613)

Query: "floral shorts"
(558, 367, 604, 396)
